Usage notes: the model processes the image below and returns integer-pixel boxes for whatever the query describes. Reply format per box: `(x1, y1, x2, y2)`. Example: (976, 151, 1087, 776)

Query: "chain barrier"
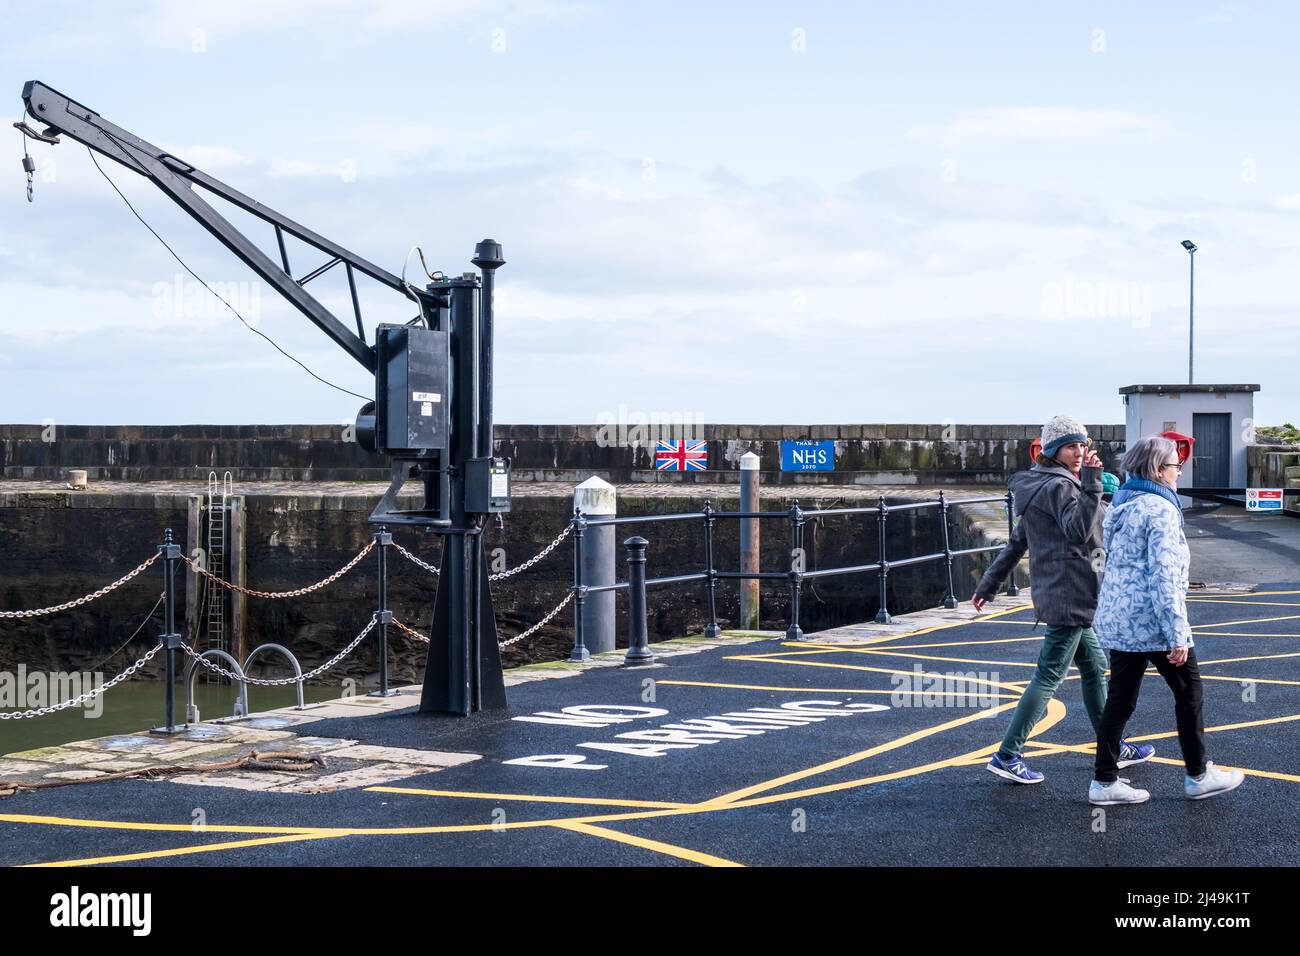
(487, 522, 572, 581)
(390, 590, 572, 651)
(0, 641, 164, 720)
(0, 551, 161, 619)
(182, 540, 374, 599)
(180, 614, 378, 685)
(390, 521, 572, 582)
(390, 618, 430, 644)
(499, 591, 573, 647)
(391, 540, 439, 576)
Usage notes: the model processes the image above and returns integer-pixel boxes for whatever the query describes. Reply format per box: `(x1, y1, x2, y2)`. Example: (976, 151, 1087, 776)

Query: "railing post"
(575, 477, 617, 654)
(1004, 490, 1020, 596)
(874, 496, 893, 624)
(569, 510, 590, 662)
(369, 526, 396, 697)
(152, 528, 183, 735)
(739, 451, 761, 630)
(939, 490, 958, 609)
(623, 536, 655, 665)
(702, 499, 721, 638)
(786, 500, 805, 641)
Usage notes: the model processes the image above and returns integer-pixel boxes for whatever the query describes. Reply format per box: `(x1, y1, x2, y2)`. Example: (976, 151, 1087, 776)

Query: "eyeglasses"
(1160, 461, 1182, 471)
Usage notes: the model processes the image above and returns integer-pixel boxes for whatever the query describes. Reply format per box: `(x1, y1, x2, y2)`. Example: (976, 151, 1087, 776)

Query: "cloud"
(910, 107, 1159, 145)
(6, 0, 600, 56)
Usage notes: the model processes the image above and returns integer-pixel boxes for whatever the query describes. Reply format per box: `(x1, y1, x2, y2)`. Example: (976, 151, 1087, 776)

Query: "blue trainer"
(986, 753, 1044, 784)
(1117, 740, 1155, 768)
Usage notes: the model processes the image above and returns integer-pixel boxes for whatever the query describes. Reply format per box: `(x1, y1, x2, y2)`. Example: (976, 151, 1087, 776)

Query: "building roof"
(1118, 384, 1260, 395)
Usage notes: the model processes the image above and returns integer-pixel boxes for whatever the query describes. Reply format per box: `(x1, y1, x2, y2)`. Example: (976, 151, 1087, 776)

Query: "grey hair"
(1120, 436, 1177, 482)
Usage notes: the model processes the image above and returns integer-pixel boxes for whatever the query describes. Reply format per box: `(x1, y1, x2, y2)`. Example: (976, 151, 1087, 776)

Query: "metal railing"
(1, 518, 576, 728)
(568, 490, 1018, 661)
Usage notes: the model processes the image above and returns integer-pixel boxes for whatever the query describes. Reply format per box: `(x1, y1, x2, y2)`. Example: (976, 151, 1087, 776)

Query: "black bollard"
(623, 536, 655, 666)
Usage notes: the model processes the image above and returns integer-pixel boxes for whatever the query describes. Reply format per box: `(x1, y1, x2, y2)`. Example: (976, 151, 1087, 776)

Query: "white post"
(574, 476, 617, 654)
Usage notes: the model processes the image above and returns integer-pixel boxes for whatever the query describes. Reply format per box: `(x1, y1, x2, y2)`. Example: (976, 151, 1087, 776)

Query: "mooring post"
(370, 525, 396, 697)
(623, 536, 655, 665)
(939, 490, 958, 609)
(1005, 490, 1020, 596)
(152, 528, 183, 735)
(574, 477, 616, 654)
(874, 496, 893, 624)
(739, 451, 760, 630)
(569, 510, 590, 662)
(786, 500, 805, 641)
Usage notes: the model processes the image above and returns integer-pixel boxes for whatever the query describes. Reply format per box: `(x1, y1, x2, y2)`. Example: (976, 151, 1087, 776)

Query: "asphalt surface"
(4, 582, 1300, 867)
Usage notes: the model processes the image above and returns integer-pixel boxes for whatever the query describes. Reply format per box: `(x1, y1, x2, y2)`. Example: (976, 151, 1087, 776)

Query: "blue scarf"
(1112, 477, 1185, 527)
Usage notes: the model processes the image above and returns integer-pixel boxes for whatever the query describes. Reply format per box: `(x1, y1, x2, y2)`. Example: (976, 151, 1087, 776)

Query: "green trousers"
(997, 625, 1108, 761)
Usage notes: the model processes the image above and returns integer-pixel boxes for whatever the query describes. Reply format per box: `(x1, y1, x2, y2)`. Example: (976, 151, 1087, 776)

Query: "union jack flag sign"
(655, 439, 708, 471)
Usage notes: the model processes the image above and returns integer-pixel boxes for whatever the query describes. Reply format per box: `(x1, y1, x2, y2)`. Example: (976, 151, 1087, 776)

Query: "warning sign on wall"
(1246, 488, 1284, 512)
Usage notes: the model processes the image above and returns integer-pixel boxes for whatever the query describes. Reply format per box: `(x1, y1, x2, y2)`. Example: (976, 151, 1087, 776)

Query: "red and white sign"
(1246, 488, 1284, 512)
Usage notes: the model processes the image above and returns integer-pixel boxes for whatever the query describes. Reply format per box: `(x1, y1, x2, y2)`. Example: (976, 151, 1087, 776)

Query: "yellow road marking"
(0, 814, 320, 835)
(879, 635, 1045, 651)
(701, 699, 1031, 807)
(723, 655, 1027, 693)
(655, 679, 1017, 699)
(551, 821, 744, 867)
(1189, 598, 1300, 607)
(1195, 613, 1300, 629)
(775, 603, 1031, 649)
(24, 832, 346, 868)
(366, 787, 692, 809)
(1197, 650, 1300, 666)
(718, 700, 1068, 808)
(850, 648, 1041, 669)
(1192, 631, 1300, 638)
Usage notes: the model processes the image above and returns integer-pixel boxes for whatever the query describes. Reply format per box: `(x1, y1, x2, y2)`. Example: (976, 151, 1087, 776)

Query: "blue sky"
(1, 0, 1296, 428)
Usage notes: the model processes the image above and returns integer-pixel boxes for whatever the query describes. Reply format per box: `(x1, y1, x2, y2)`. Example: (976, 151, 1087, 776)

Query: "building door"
(1192, 413, 1231, 488)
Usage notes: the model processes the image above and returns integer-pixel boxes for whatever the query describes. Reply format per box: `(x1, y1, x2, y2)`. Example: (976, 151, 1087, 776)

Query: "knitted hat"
(1042, 414, 1088, 458)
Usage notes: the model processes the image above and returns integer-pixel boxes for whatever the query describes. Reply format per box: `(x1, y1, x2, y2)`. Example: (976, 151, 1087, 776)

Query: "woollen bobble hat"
(1042, 414, 1089, 458)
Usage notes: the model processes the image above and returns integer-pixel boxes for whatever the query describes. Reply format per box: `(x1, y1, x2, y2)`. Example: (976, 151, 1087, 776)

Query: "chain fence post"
(623, 536, 655, 665)
(739, 451, 761, 630)
(569, 509, 590, 662)
(1005, 490, 1020, 596)
(152, 528, 183, 735)
(702, 499, 721, 638)
(786, 500, 805, 641)
(939, 490, 958, 609)
(874, 496, 893, 624)
(369, 525, 396, 697)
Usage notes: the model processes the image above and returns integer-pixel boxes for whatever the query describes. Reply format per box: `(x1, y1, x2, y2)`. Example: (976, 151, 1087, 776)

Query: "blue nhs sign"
(780, 440, 835, 472)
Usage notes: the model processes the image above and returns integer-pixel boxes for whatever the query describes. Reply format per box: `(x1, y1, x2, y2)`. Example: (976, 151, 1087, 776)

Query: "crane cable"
(16, 106, 371, 403)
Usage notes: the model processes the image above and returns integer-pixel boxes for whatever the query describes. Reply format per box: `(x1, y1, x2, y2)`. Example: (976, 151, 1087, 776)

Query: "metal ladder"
(203, 471, 233, 654)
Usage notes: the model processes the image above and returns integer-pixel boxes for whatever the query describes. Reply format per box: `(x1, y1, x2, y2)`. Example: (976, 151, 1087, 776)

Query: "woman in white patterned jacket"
(1088, 435, 1245, 805)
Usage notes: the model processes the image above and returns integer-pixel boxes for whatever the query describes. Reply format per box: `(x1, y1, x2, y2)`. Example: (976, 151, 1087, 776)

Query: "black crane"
(18, 80, 511, 716)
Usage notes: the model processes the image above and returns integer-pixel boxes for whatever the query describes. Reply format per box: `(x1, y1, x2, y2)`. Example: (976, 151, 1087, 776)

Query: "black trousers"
(1094, 648, 1206, 783)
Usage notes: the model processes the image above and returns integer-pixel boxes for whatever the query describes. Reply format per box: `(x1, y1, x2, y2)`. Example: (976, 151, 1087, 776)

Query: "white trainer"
(1185, 762, 1245, 800)
(1089, 777, 1150, 806)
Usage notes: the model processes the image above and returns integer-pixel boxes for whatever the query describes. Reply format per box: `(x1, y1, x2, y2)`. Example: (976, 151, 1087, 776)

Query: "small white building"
(1119, 384, 1259, 507)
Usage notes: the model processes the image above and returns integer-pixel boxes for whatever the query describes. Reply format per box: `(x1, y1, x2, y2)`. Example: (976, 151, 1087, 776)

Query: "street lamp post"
(1182, 239, 1197, 383)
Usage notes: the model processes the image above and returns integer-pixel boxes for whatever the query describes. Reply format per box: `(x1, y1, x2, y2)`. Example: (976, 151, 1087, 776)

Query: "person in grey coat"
(1087, 435, 1245, 804)
(972, 414, 1154, 784)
